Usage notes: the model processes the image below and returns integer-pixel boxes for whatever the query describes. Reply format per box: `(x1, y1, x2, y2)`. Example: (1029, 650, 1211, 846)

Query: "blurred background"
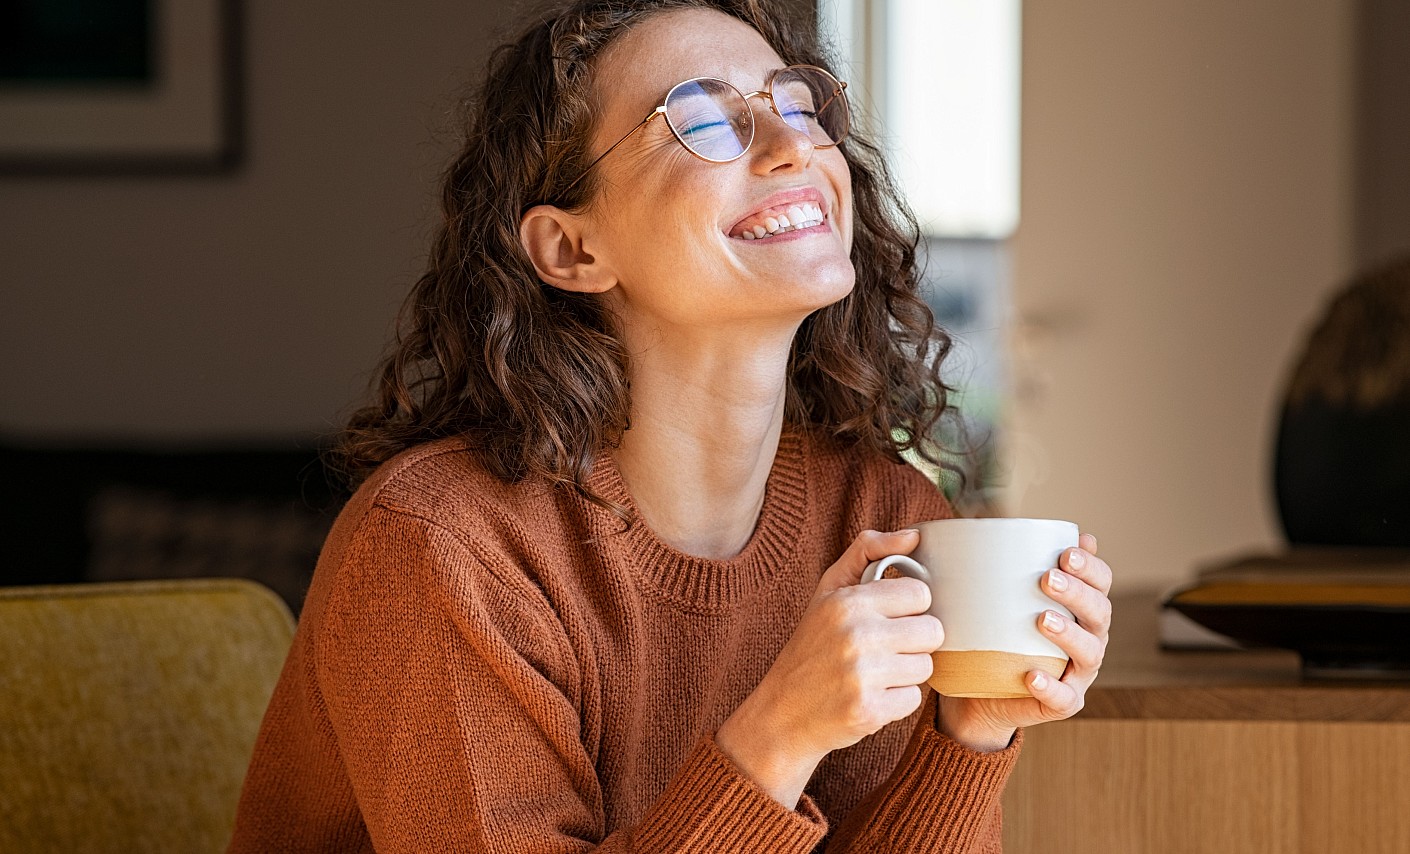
(2, 0, 1407, 608)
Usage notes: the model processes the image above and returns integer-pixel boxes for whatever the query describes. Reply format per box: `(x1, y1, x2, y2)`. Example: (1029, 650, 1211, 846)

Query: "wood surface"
(1003, 720, 1410, 853)
(997, 592, 1410, 852)
(1081, 593, 1410, 721)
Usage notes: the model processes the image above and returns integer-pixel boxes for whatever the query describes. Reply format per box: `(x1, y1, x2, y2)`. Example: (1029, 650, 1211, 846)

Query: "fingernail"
(1068, 549, 1085, 570)
(1031, 672, 1048, 690)
(1043, 611, 1065, 633)
(897, 528, 920, 535)
(1048, 568, 1068, 592)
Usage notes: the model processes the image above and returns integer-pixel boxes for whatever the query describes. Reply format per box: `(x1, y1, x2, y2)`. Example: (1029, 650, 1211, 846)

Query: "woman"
(229, 1, 1113, 851)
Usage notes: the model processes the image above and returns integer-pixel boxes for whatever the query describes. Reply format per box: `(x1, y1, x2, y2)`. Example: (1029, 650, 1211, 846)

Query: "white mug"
(862, 518, 1078, 698)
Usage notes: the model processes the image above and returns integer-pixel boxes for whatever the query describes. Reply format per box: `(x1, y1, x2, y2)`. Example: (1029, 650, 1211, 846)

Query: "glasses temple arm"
(816, 82, 846, 116)
(557, 107, 666, 199)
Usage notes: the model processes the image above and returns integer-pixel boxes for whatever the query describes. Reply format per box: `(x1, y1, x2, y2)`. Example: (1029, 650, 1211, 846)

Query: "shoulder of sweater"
(316, 438, 569, 627)
(347, 435, 557, 533)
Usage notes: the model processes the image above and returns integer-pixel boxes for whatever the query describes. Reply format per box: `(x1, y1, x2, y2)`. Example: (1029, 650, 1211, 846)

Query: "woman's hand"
(936, 533, 1113, 752)
(716, 529, 944, 807)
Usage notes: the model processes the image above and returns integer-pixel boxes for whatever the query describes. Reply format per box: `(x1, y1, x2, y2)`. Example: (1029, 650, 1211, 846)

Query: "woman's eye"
(679, 118, 733, 138)
(780, 107, 821, 129)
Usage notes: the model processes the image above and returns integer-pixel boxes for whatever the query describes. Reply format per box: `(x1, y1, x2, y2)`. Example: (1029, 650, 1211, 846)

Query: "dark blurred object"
(1275, 255, 1410, 546)
(1164, 550, 1410, 679)
(0, 440, 343, 613)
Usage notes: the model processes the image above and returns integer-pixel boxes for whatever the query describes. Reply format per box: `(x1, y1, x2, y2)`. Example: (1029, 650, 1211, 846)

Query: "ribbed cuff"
(632, 736, 827, 854)
(859, 702, 1023, 852)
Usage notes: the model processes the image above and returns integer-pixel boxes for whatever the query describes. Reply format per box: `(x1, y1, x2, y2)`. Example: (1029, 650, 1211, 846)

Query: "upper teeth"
(740, 203, 826, 240)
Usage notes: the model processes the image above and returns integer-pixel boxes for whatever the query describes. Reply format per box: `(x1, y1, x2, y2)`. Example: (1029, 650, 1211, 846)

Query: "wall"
(1357, 0, 1410, 268)
(0, 2, 501, 442)
(0, 1, 823, 446)
(1002, 1, 1358, 591)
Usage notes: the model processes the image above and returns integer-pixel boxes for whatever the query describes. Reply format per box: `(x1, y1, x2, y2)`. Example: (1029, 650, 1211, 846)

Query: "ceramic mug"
(862, 518, 1078, 698)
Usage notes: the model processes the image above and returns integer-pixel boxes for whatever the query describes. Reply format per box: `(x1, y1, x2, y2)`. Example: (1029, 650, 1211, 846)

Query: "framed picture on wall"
(0, 0, 241, 173)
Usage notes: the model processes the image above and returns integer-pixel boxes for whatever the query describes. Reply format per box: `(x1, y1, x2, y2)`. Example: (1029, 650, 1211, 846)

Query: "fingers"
(879, 684, 926, 722)
(1061, 543, 1112, 597)
(1078, 532, 1098, 556)
(877, 652, 935, 689)
(1026, 668, 1085, 718)
(821, 529, 921, 591)
(844, 576, 932, 618)
(1036, 608, 1104, 689)
(1043, 565, 1112, 642)
(873, 613, 945, 653)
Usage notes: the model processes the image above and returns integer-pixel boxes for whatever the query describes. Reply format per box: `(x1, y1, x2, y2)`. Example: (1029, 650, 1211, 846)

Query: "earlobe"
(519, 205, 616, 294)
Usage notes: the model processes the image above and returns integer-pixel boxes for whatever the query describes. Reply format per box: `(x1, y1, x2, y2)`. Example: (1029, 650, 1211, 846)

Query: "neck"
(611, 323, 798, 559)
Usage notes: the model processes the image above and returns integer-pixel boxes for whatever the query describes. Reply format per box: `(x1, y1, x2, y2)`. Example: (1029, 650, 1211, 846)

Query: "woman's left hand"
(936, 532, 1113, 752)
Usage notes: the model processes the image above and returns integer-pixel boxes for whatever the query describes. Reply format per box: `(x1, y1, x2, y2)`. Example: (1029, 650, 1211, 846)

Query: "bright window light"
(820, 0, 1022, 238)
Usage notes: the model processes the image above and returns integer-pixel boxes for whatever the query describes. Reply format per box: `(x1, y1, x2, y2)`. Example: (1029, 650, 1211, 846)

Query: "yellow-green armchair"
(0, 579, 294, 853)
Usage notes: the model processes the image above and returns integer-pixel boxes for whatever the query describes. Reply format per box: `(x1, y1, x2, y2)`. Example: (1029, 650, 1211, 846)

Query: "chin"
(779, 258, 857, 314)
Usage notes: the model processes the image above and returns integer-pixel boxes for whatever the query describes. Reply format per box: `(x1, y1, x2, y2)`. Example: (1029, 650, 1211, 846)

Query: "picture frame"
(0, 0, 242, 173)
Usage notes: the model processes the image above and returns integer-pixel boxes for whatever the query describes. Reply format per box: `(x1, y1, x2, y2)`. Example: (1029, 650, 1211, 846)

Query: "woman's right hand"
(715, 529, 944, 808)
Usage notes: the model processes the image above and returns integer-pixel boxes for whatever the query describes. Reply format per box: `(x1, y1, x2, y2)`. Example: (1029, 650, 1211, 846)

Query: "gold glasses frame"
(557, 64, 849, 199)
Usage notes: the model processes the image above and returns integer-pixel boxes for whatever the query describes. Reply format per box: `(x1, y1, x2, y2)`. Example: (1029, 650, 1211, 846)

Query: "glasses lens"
(771, 66, 849, 146)
(663, 78, 753, 162)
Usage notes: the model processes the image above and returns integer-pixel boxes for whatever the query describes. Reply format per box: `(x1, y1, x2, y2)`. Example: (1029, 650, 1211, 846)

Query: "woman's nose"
(744, 94, 815, 173)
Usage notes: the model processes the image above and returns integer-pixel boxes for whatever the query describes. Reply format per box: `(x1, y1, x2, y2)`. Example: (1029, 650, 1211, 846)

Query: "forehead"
(593, 8, 787, 110)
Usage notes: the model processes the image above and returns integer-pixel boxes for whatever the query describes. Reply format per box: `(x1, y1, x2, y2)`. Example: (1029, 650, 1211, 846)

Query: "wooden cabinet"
(1001, 595, 1410, 853)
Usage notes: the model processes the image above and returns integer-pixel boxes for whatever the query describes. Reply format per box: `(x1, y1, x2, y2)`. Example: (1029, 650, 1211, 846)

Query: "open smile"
(727, 188, 831, 241)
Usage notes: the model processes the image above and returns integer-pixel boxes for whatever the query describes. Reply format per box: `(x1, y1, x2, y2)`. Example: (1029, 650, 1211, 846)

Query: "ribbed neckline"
(583, 427, 811, 610)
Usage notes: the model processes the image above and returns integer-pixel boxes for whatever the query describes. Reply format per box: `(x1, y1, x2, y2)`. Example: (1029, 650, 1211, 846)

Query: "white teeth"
(732, 201, 828, 239)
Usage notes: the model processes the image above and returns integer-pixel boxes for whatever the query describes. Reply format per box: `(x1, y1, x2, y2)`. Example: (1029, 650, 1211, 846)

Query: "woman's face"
(583, 8, 856, 338)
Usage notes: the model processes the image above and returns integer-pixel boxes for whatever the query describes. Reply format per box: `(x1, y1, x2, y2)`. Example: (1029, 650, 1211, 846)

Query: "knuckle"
(826, 589, 863, 621)
(898, 684, 924, 716)
(924, 615, 945, 648)
(846, 692, 881, 732)
(901, 577, 932, 609)
(835, 636, 861, 669)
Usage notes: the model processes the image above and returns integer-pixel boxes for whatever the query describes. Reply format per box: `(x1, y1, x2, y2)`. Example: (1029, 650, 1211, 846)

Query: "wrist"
(935, 699, 1016, 753)
(716, 699, 822, 809)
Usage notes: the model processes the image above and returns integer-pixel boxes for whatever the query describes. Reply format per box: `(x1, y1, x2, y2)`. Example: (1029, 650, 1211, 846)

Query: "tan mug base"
(927, 650, 1069, 699)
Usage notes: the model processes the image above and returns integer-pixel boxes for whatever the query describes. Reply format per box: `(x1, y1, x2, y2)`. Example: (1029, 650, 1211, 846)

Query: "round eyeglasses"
(557, 64, 850, 199)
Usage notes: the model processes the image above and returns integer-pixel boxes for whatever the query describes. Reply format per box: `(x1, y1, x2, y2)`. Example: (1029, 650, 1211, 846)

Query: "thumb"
(818, 528, 921, 595)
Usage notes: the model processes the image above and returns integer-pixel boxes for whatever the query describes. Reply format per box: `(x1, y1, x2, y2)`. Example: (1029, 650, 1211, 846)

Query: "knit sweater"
(228, 425, 1022, 853)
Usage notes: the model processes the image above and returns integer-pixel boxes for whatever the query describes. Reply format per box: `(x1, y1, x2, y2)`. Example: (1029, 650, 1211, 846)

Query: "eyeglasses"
(558, 64, 849, 199)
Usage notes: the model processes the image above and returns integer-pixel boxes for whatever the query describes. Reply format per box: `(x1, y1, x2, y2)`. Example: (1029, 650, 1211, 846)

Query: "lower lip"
(730, 218, 831, 244)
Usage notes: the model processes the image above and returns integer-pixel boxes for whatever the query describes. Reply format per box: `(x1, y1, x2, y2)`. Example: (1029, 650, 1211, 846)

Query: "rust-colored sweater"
(229, 426, 1022, 852)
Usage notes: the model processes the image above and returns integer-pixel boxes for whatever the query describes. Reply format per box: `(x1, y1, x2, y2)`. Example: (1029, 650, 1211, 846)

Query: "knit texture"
(228, 425, 1022, 852)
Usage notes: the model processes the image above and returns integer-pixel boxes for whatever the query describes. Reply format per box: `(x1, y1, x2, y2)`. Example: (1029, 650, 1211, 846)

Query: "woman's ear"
(519, 205, 617, 294)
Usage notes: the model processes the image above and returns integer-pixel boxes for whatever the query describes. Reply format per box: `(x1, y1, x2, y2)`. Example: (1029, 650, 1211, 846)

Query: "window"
(820, 0, 1021, 512)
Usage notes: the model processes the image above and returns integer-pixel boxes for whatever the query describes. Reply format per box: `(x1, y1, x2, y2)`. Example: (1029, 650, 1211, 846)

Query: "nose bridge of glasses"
(743, 88, 814, 145)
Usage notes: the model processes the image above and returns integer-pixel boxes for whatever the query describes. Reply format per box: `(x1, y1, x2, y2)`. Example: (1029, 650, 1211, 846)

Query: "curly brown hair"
(332, 0, 968, 522)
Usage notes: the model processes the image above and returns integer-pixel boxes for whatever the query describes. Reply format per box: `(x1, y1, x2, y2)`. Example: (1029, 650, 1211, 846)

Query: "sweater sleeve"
(315, 503, 828, 853)
(821, 690, 1021, 852)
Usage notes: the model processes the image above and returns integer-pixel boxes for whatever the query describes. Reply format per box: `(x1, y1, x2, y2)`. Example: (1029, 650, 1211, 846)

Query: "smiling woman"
(226, 1, 1114, 851)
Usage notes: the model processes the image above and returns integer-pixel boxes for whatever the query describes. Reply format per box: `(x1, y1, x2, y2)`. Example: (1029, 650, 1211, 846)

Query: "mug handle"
(861, 554, 932, 586)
